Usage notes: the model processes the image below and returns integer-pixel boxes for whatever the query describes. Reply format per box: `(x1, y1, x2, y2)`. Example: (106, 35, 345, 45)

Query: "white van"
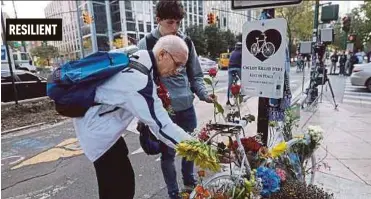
(1, 45, 37, 73)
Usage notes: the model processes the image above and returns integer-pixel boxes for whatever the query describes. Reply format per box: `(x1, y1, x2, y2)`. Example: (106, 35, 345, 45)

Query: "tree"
(204, 25, 226, 59)
(276, 1, 314, 55)
(30, 45, 59, 66)
(348, 2, 371, 51)
(221, 29, 237, 52)
(185, 25, 207, 56)
(236, 33, 243, 43)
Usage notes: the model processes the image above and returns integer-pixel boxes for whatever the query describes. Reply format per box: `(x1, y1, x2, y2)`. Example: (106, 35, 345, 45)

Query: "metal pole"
(87, 1, 98, 53)
(75, 0, 84, 58)
(105, 0, 113, 50)
(1, 8, 18, 105)
(257, 8, 275, 146)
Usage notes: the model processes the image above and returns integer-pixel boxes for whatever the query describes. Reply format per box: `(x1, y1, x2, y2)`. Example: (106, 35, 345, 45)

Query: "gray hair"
(153, 35, 189, 58)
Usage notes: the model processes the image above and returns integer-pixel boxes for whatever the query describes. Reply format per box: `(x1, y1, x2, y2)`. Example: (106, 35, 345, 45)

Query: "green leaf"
(204, 77, 212, 85)
(214, 102, 224, 115)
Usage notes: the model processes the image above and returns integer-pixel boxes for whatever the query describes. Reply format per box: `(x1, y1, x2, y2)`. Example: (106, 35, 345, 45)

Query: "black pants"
(339, 63, 345, 75)
(93, 137, 135, 199)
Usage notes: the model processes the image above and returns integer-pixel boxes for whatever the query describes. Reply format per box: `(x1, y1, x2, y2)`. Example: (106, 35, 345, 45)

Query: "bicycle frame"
(205, 123, 252, 178)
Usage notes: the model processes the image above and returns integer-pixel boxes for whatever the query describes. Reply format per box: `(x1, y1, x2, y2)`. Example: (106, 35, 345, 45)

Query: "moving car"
(1, 70, 47, 102)
(199, 56, 218, 74)
(350, 62, 371, 92)
(218, 53, 230, 70)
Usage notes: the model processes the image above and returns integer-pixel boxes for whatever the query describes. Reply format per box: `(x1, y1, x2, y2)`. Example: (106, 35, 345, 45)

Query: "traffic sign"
(232, 0, 302, 10)
(241, 18, 288, 99)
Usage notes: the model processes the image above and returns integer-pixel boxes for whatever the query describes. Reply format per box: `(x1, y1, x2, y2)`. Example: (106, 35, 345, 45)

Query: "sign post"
(232, 0, 301, 146)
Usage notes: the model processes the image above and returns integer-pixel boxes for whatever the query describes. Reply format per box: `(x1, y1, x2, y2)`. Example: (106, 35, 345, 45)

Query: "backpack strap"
(146, 34, 157, 51)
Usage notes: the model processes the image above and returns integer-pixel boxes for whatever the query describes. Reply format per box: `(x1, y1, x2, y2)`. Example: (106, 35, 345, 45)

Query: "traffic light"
(348, 34, 356, 43)
(342, 15, 351, 32)
(207, 13, 215, 25)
(82, 11, 92, 24)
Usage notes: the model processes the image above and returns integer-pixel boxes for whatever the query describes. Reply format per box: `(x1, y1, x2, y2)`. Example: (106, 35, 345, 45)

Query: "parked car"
(350, 62, 371, 92)
(1, 70, 47, 102)
(199, 56, 218, 74)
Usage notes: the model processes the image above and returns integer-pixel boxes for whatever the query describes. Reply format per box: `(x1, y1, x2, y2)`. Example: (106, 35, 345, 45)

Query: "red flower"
(230, 84, 241, 96)
(157, 82, 171, 108)
(208, 68, 217, 77)
(198, 128, 210, 142)
(229, 137, 262, 153)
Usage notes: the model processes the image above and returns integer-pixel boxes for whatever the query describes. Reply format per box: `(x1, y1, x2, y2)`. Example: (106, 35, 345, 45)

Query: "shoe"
(226, 100, 231, 106)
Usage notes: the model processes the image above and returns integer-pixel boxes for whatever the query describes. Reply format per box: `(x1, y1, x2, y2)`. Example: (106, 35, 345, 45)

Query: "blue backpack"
(47, 51, 146, 118)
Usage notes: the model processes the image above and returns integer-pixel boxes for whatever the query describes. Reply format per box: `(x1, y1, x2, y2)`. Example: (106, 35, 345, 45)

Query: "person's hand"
(204, 94, 217, 103)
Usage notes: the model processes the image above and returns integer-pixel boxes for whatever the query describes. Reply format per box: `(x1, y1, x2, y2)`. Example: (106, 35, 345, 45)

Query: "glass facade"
(46, 0, 204, 56)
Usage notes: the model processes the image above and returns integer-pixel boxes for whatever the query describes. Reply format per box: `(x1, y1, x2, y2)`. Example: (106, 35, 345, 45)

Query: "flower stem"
(212, 81, 216, 123)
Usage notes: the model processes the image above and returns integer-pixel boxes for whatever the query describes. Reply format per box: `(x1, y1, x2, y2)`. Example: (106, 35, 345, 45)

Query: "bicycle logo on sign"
(250, 33, 275, 58)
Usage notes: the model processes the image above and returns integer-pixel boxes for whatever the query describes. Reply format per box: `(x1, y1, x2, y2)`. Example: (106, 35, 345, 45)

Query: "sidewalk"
(299, 101, 371, 199)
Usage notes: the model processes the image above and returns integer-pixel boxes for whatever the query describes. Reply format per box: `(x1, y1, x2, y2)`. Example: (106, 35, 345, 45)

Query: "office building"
(45, 0, 257, 57)
(45, 1, 81, 60)
(203, 1, 258, 34)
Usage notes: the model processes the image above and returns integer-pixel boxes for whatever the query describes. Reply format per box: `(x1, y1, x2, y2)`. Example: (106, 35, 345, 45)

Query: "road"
(1, 68, 310, 199)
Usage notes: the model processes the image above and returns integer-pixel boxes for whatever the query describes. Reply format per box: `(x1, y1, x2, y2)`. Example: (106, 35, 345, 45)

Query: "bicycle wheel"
(189, 172, 241, 199)
(262, 42, 275, 58)
(250, 43, 259, 56)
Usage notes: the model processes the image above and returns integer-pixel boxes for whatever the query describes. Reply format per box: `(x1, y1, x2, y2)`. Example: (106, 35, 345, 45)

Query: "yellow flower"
(270, 141, 288, 158)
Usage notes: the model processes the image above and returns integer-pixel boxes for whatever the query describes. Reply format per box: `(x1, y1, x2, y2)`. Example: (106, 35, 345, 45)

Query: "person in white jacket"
(73, 35, 195, 199)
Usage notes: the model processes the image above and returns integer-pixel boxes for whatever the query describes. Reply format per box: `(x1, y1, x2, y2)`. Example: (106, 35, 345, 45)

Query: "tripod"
(302, 49, 338, 110)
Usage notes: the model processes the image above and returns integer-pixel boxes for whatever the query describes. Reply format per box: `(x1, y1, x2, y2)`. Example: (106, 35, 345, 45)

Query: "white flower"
(307, 125, 324, 145)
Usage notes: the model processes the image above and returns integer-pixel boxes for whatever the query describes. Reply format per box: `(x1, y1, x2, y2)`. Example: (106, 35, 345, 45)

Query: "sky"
(1, 1, 365, 19)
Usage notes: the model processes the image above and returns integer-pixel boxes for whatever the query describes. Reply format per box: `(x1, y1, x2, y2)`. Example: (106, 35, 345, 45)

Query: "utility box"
(321, 5, 339, 22)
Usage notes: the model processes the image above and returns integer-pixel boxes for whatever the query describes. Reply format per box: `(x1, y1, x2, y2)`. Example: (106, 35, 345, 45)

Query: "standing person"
(72, 36, 196, 199)
(137, 1, 214, 198)
(348, 51, 358, 76)
(330, 51, 339, 74)
(339, 50, 347, 76)
(227, 42, 242, 105)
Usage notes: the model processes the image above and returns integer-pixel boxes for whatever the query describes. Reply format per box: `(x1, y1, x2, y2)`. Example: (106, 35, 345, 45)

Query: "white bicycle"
(189, 118, 317, 198)
(250, 33, 275, 58)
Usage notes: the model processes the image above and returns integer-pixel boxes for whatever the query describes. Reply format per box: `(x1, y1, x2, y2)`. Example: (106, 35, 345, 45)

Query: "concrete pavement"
(299, 101, 371, 199)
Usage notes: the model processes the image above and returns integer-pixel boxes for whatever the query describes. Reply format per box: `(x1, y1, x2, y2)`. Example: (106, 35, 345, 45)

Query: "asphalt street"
(1, 68, 311, 199)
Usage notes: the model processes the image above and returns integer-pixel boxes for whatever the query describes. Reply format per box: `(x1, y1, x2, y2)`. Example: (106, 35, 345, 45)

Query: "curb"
(1, 96, 49, 108)
(1, 119, 71, 138)
(1, 122, 46, 135)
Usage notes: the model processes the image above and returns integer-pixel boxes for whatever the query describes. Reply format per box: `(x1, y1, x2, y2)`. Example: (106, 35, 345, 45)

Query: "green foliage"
(348, 2, 371, 50)
(276, 1, 314, 55)
(30, 45, 59, 66)
(185, 25, 207, 56)
(186, 25, 240, 60)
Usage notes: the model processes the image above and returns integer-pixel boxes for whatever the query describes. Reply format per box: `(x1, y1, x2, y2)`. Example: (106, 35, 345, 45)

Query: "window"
(125, 1, 132, 10)
(97, 36, 110, 51)
(138, 22, 144, 32)
(13, 54, 18, 61)
(20, 53, 29, 61)
(126, 22, 136, 31)
(126, 12, 134, 22)
(93, 3, 108, 34)
(18, 73, 40, 82)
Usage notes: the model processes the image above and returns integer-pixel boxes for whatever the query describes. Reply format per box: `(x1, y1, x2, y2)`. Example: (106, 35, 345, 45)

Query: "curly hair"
(155, 0, 185, 20)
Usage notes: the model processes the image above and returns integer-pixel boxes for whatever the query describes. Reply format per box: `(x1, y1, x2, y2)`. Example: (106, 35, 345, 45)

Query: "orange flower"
(195, 185, 204, 194)
(197, 170, 206, 177)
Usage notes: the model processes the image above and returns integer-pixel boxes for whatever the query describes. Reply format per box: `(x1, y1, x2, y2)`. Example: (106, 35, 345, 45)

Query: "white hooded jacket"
(73, 50, 194, 162)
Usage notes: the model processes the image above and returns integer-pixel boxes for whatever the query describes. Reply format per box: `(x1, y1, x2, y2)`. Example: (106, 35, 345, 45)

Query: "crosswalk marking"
(343, 79, 371, 106)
